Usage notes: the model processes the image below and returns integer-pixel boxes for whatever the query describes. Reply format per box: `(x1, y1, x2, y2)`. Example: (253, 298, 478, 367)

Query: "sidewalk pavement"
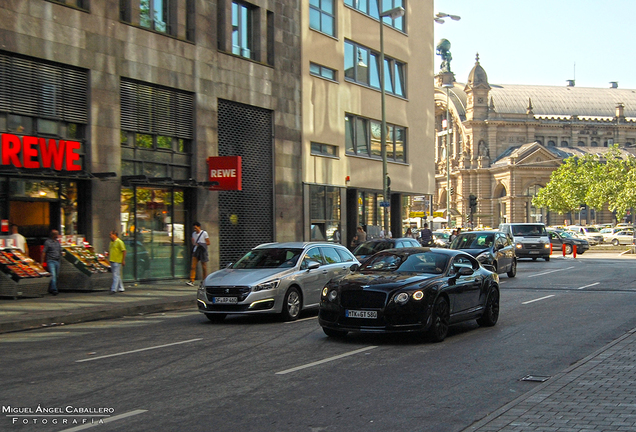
(2, 251, 636, 432)
(0, 279, 197, 334)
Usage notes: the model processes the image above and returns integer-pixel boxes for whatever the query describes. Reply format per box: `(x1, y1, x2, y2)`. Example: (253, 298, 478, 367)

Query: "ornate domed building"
(434, 54, 636, 227)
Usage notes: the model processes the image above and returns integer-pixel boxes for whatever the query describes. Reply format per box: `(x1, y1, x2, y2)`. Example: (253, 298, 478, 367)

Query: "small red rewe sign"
(207, 156, 242, 191)
(1, 133, 82, 171)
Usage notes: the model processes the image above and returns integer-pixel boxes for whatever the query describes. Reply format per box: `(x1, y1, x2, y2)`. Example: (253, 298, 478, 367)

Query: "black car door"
(448, 255, 483, 314)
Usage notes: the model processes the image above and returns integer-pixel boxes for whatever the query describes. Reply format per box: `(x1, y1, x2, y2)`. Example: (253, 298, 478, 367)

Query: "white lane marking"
(285, 316, 317, 324)
(276, 346, 377, 375)
(577, 282, 600, 290)
(75, 339, 202, 363)
(60, 410, 147, 431)
(522, 295, 555, 305)
(527, 266, 575, 278)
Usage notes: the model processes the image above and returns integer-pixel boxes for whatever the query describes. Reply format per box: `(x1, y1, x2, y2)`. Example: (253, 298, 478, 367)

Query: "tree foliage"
(532, 145, 636, 220)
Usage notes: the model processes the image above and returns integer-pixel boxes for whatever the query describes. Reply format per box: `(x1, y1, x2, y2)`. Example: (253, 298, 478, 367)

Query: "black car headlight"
(253, 280, 280, 292)
(476, 252, 490, 263)
(395, 292, 409, 305)
(322, 287, 338, 302)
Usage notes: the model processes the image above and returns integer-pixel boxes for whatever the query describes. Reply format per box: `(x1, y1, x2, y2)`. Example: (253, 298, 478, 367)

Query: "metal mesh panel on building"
(217, 99, 273, 265)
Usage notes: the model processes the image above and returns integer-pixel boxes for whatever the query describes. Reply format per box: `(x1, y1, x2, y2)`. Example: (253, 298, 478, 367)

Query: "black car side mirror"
(453, 265, 474, 276)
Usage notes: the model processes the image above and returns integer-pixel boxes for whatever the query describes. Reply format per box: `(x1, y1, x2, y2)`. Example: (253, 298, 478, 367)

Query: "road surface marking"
(522, 295, 555, 305)
(577, 282, 600, 290)
(285, 316, 317, 324)
(527, 266, 575, 278)
(276, 346, 377, 375)
(75, 339, 202, 363)
(60, 410, 147, 431)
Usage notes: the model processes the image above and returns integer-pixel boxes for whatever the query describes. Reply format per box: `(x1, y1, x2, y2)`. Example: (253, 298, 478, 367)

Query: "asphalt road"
(2, 254, 636, 432)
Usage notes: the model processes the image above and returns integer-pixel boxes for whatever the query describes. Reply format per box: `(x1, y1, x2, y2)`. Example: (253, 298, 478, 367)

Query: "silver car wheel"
(282, 287, 301, 321)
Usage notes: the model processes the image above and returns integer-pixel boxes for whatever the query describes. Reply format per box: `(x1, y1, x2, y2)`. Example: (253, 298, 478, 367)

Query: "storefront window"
(310, 185, 341, 242)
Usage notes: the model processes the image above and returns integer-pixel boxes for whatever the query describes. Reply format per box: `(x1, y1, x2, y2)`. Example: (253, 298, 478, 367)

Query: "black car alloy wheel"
(564, 244, 573, 255)
(429, 296, 450, 342)
(477, 286, 499, 327)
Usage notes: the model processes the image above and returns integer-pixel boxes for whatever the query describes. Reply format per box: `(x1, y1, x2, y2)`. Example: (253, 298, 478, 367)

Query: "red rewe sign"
(207, 156, 242, 191)
(1, 133, 82, 171)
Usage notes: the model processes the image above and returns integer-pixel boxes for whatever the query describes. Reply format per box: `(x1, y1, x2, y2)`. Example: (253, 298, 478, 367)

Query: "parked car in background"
(319, 248, 500, 341)
(600, 227, 623, 242)
(566, 226, 603, 245)
(547, 229, 589, 255)
(432, 231, 451, 248)
(352, 238, 421, 263)
(197, 242, 359, 322)
(449, 230, 516, 277)
(606, 230, 635, 246)
(498, 223, 551, 261)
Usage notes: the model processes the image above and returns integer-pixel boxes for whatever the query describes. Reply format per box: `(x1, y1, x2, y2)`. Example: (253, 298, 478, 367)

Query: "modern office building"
(435, 55, 636, 227)
(302, 0, 436, 245)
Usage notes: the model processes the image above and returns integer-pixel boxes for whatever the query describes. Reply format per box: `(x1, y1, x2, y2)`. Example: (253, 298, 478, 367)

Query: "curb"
(0, 297, 196, 334)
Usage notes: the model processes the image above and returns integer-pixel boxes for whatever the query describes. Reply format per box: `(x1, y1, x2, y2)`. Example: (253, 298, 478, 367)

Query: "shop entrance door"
(120, 186, 187, 281)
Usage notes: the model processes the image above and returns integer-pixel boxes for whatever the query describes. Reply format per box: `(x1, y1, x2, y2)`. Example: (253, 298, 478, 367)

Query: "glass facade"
(310, 185, 341, 242)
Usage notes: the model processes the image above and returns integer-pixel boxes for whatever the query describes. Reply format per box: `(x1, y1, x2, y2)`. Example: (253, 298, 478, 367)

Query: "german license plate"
(346, 310, 377, 319)
(529, 251, 539, 254)
(213, 297, 238, 304)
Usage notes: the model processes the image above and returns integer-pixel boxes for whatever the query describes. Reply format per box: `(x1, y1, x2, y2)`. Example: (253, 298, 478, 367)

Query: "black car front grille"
(205, 286, 251, 302)
(524, 243, 541, 249)
(340, 290, 387, 309)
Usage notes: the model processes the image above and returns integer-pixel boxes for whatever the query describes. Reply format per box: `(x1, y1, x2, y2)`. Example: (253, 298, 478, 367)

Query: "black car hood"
(455, 248, 489, 257)
(336, 272, 439, 292)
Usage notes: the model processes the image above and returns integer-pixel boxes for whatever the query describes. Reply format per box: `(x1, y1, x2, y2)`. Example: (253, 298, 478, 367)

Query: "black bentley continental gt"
(319, 248, 500, 342)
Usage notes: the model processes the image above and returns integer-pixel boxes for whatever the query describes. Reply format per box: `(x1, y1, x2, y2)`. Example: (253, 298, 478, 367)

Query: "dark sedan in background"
(449, 231, 517, 277)
(319, 248, 500, 342)
(547, 230, 589, 255)
(352, 238, 420, 263)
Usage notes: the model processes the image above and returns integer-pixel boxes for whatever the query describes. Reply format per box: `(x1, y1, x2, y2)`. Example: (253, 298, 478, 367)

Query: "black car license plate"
(346, 310, 378, 319)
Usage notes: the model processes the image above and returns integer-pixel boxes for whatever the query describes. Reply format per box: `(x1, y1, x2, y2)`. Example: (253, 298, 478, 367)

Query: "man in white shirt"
(9, 224, 28, 254)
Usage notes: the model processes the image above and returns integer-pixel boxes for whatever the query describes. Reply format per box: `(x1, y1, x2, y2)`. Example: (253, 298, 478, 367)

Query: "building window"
(310, 63, 337, 81)
(578, 141, 585, 146)
(591, 141, 599, 147)
(311, 142, 338, 157)
(140, 0, 170, 33)
(345, 0, 405, 32)
(345, 114, 406, 162)
(47, 0, 89, 10)
(120, 79, 193, 180)
(344, 40, 406, 97)
(310, 185, 341, 242)
(232, 1, 254, 59)
(547, 140, 555, 147)
(309, 0, 335, 36)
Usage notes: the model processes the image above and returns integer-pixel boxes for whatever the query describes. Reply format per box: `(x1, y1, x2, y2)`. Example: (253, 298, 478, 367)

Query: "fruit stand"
(58, 236, 111, 291)
(0, 243, 52, 299)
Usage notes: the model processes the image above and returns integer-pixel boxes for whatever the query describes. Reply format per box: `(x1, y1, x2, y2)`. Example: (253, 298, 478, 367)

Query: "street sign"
(433, 211, 444, 218)
(409, 211, 427, 218)
(380, 201, 390, 207)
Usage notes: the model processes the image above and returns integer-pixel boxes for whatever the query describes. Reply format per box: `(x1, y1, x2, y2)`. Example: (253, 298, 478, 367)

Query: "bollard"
(562, 244, 566, 257)
(550, 243, 553, 255)
(573, 244, 577, 258)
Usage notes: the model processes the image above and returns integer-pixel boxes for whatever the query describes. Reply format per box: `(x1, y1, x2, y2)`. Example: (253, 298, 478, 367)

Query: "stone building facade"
(435, 55, 636, 228)
(0, 0, 302, 279)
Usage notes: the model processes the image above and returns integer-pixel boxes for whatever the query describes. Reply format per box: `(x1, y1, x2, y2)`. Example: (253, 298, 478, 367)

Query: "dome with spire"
(466, 53, 490, 90)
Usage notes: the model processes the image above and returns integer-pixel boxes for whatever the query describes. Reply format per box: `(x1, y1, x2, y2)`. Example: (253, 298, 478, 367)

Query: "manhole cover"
(520, 375, 551, 382)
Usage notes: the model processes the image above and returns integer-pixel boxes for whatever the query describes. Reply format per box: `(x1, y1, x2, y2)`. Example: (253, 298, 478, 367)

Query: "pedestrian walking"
(187, 222, 210, 286)
(350, 226, 367, 249)
(419, 223, 433, 246)
(9, 224, 28, 254)
(108, 231, 127, 294)
(42, 229, 62, 295)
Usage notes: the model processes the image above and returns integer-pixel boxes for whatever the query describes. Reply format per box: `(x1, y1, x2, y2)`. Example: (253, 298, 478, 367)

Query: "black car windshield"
(511, 225, 546, 236)
(232, 248, 303, 269)
(451, 233, 494, 249)
(360, 251, 449, 274)
(353, 241, 394, 256)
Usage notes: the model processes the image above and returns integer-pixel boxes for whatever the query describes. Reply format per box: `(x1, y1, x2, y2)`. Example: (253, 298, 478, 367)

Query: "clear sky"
(433, 0, 636, 89)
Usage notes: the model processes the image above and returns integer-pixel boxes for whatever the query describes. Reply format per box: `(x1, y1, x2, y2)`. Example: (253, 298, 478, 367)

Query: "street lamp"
(434, 12, 461, 24)
(435, 13, 460, 228)
(379, 6, 404, 236)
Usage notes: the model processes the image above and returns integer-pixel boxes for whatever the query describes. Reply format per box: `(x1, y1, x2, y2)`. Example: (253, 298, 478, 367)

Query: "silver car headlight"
(515, 243, 522, 249)
(253, 280, 280, 292)
(395, 292, 409, 305)
(476, 252, 489, 262)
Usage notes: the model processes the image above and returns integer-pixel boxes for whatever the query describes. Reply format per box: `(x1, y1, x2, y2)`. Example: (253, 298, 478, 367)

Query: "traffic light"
(449, 187, 454, 196)
(469, 194, 477, 212)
